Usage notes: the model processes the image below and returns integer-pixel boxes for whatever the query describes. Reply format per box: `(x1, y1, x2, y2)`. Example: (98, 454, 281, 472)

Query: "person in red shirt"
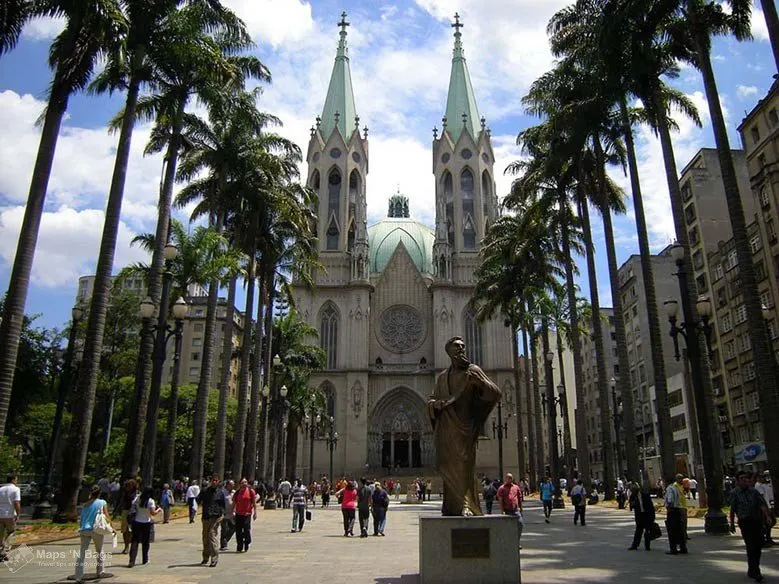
(496, 473, 524, 547)
(232, 478, 257, 553)
(336, 480, 358, 536)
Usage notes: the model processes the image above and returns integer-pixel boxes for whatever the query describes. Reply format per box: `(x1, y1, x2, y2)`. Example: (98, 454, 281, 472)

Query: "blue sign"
(735, 442, 766, 463)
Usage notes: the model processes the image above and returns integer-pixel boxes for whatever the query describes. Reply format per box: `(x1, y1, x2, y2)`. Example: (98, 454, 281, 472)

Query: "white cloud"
(0, 90, 163, 233)
(737, 84, 759, 99)
(0, 205, 147, 287)
(223, 0, 314, 47)
(21, 16, 65, 41)
(752, 6, 769, 42)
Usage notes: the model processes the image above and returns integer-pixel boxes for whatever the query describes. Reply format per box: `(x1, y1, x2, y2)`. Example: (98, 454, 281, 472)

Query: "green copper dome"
(367, 218, 435, 275)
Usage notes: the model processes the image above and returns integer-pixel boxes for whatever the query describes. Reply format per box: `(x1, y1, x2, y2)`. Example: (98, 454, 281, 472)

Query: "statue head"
(445, 336, 470, 369)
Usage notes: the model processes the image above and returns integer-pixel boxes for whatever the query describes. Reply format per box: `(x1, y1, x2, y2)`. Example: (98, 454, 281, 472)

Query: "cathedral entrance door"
(368, 387, 432, 470)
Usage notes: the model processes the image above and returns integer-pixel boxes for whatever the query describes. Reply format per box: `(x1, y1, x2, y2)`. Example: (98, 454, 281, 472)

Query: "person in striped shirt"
(291, 480, 308, 532)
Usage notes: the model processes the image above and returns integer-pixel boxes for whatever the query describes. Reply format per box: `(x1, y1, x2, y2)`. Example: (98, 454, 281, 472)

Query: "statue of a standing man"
(426, 336, 501, 516)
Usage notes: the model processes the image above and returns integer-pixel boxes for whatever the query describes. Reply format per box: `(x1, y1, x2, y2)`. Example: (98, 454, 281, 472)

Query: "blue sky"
(0, 0, 775, 331)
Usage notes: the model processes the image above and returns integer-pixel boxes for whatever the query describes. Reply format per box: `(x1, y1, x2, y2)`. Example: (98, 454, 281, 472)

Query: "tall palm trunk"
(243, 270, 266, 481)
(231, 253, 255, 480)
(649, 88, 702, 487)
(161, 317, 183, 484)
(522, 328, 536, 486)
(140, 99, 187, 485)
(511, 324, 526, 482)
(578, 195, 614, 500)
(760, 0, 779, 72)
(555, 332, 573, 486)
(529, 327, 544, 486)
(691, 35, 764, 516)
(59, 74, 142, 517)
(285, 416, 299, 479)
(213, 274, 237, 478)
(619, 97, 672, 484)
(593, 137, 639, 482)
(0, 76, 71, 436)
(257, 278, 275, 480)
(541, 320, 560, 479)
(190, 214, 224, 481)
(559, 190, 591, 487)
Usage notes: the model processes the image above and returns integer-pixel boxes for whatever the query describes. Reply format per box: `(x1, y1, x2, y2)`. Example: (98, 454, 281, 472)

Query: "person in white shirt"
(688, 477, 698, 500)
(571, 479, 587, 526)
(186, 480, 201, 523)
(756, 471, 776, 546)
(0, 474, 22, 561)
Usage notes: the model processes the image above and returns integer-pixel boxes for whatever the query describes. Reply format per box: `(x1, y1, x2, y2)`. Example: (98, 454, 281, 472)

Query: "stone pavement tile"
(4, 500, 779, 583)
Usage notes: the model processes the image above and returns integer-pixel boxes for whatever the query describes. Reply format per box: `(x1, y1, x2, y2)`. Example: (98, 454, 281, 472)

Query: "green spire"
(320, 12, 358, 139)
(443, 13, 481, 143)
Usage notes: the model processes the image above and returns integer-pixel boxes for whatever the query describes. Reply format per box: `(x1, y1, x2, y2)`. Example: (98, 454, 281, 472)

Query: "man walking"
(186, 480, 200, 523)
(278, 478, 292, 509)
(160, 483, 174, 524)
(197, 476, 225, 567)
(482, 477, 496, 514)
(539, 474, 554, 523)
(571, 479, 587, 526)
(689, 477, 698, 500)
(0, 474, 21, 562)
(357, 477, 372, 538)
(664, 474, 688, 555)
(220, 480, 235, 551)
(371, 482, 389, 536)
(291, 479, 307, 532)
(233, 478, 257, 553)
(731, 471, 772, 582)
(496, 473, 523, 547)
(755, 471, 776, 547)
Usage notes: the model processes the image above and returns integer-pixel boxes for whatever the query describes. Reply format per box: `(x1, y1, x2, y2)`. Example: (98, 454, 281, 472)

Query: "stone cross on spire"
(452, 12, 463, 54)
(339, 11, 350, 36)
(336, 11, 350, 57)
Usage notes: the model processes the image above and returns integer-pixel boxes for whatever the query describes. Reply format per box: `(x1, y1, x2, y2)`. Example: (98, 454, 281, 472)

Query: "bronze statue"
(426, 336, 501, 516)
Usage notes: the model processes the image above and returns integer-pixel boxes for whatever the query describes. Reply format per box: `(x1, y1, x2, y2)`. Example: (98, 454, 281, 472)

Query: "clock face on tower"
(379, 304, 426, 353)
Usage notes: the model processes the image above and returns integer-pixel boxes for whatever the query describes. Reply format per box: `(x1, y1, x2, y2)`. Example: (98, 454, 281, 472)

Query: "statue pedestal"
(419, 515, 520, 584)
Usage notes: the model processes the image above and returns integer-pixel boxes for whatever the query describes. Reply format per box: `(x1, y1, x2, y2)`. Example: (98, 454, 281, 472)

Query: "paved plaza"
(4, 499, 779, 583)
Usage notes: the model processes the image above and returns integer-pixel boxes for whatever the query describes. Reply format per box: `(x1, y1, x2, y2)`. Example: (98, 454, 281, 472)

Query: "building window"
(692, 250, 704, 270)
(463, 308, 483, 365)
(751, 235, 763, 254)
(714, 263, 724, 281)
(753, 423, 763, 441)
(769, 319, 779, 339)
(727, 250, 738, 270)
(668, 389, 683, 408)
(760, 290, 773, 310)
(738, 334, 752, 353)
(748, 392, 760, 411)
(751, 126, 761, 144)
(737, 425, 750, 444)
(769, 108, 778, 127)
(681, 183, 692, 202)
(721, 312, 732, 332)
(671, 413, 687, 432)
(189, 367, 199, 376)
(192, 337, 202, 347)
(327, 169, 342, 250)
(759, 153, 767, 169)
(320, 303, 339, 369)
(768, 220, 777, 242)
(194, 323, 204, 332)
(760, 186, 770, 209)
(735, 304, 748, 324)
(684, 203, 696, 225)
(191, 352, 200, 361)
(461, 169, 476, 249)
(725, 340, 736, 360)
(729, 369, 742, 387)
(744, 361, 756, 381)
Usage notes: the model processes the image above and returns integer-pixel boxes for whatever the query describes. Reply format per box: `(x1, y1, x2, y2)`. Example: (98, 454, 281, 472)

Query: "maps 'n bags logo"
(4, 544, 35, 573)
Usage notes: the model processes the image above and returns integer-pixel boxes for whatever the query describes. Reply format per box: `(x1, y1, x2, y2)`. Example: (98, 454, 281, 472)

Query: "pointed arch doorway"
(368, 387, 433, 470)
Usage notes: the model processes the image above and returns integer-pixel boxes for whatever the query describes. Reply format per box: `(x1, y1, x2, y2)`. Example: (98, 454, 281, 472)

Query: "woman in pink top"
(336, 480, 357, 536)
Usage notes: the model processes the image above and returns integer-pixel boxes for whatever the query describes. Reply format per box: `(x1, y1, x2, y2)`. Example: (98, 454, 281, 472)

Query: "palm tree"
(121, 220, 241, 484)
(0, 0, 126, 438)
(757, 0, 779, 70)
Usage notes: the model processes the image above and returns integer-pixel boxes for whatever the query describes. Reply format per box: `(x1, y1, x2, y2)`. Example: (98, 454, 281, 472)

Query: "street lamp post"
(492, 400, 508, 478)
(327, 416, 339, 482)
(543, 347, 559, 482)
(665, 242, 728, 534)
(268, 354, 284, 484)
(278, 384, 289, 479)
(34, 304, 84, 519)
(304, 411, 321, 485)
(141, 241, 185, 486)
(611, 377, 623, 477)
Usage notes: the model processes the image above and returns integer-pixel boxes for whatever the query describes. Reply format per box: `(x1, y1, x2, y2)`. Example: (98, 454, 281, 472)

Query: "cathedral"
(293, 14, 516, 480)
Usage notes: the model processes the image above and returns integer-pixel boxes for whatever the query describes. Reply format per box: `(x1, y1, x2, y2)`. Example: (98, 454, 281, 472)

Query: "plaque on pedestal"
(419, 515, 520, 584)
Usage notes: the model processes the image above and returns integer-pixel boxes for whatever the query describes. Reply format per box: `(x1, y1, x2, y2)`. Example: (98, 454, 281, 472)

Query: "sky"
(0, 0, 776, 332)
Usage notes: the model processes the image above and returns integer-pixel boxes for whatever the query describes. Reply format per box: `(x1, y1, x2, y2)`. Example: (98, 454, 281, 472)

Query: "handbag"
(648, 521, 662, 541)
(92, 509, 113, 536)
(305, 510, 312, 521)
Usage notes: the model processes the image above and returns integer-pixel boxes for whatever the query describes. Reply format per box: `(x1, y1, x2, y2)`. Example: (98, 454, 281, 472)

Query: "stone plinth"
(419, 515, 520, 584)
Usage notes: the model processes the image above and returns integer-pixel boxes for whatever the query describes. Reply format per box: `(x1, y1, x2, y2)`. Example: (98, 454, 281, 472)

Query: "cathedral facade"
(292, 14, 517, 480)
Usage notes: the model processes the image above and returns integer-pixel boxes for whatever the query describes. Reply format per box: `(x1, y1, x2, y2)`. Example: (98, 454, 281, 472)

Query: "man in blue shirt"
(539, 474, 555, 523)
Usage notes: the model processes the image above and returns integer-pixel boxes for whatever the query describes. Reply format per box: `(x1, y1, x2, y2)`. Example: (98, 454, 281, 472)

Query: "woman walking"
(129, 487, 161, 567)
(75, 486, 110, 583)
(371, 482, 389, 536)
(628, 482, 656, 551)
(119, 478, 137, 554)
(336, 480, 357, 537)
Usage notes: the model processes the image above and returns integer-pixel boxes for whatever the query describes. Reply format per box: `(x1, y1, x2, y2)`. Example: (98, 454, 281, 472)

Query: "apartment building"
(618, 249, 684, 465)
